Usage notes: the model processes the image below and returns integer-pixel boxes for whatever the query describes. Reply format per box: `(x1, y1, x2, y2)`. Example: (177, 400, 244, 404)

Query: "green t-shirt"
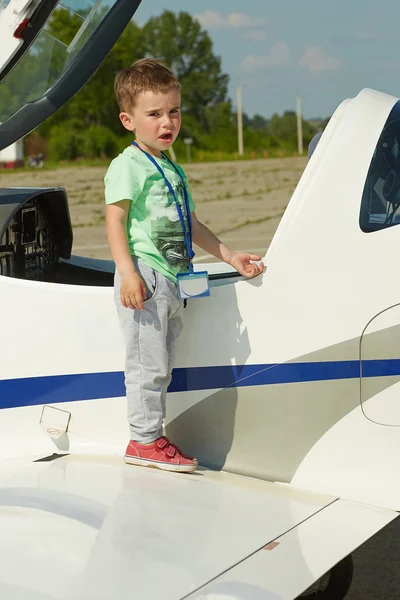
(104, 145, 195, 283)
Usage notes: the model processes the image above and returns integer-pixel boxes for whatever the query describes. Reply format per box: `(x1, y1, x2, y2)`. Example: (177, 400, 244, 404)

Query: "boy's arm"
(106, 201, 147, 310)
(191, 212, 264, 278)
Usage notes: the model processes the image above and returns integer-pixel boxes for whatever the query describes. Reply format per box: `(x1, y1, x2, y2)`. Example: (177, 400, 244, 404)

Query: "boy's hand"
(229, 253, 265, 278)
(120, 272, 147, 310)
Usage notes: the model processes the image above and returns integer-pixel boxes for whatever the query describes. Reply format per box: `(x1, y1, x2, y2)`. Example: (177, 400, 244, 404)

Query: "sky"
(134, 0, 400, 120)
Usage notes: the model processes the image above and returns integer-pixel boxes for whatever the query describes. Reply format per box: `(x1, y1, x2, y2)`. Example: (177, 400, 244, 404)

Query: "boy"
(105, 58, 264, 473)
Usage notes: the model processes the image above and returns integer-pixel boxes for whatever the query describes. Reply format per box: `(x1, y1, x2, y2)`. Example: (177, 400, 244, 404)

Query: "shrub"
(47, 122, 119, 160)
(48, 124, 83, 161)
(81, 125, 119, 159)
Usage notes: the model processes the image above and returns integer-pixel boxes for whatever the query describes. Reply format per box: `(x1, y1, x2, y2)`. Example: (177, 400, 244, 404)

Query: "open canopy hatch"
(0, 0, 142, 150)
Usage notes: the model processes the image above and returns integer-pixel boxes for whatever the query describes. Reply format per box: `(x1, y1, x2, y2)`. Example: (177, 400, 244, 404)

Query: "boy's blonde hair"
(114, 58, 180, 112)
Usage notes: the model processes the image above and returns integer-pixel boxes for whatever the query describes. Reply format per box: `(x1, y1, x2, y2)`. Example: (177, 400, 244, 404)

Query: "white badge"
(177, 271, 210, 300)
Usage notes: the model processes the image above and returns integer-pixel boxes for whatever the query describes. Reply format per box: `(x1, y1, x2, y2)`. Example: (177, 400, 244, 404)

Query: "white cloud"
(228, 13, 263, 28)
(299, 46, 341, 74)
(195, 11, 264, 29)
(243, 30, 267, 42)
(241, 42, 290, 72)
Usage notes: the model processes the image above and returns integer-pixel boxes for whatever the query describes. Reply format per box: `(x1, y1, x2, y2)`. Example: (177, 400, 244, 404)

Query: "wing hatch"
(187, 496, 397, 599)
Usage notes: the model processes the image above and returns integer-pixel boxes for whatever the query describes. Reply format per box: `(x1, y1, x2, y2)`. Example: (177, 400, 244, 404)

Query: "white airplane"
(1, 2, 400, 599)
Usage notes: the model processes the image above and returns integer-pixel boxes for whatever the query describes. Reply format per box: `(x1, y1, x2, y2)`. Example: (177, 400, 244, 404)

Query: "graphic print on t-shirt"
(150, 177, 190, 270)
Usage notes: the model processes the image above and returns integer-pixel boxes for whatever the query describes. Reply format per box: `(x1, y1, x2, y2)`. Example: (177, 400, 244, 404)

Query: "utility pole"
(296, 95, 303, 156)
(168, 146, 177, 162)
(237, 85, 244, 156)
(184, 138, 193, 163)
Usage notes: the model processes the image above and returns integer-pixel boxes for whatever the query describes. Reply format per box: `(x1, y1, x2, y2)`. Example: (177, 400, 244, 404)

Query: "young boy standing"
(105, 58, 264, 473)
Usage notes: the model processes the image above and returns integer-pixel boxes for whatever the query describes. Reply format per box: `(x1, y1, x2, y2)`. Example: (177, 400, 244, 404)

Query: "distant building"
(0, 139, 24, 168)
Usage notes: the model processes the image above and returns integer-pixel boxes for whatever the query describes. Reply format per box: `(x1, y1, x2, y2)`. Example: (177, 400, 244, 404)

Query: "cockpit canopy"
(0, 0, 141, 149)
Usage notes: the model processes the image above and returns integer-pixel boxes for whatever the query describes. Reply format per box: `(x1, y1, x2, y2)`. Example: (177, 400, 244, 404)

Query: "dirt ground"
(0, 156, 399, 599)
(0, 156, 305, 261)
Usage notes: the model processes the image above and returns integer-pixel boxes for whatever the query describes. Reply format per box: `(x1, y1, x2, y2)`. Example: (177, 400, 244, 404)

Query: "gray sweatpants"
(114, 258, 183, 443)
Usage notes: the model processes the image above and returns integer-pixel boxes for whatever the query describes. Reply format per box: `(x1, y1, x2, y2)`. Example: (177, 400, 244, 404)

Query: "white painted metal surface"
(62, 254, 238, 276)
(0, 139, 23, 163)
(0, 455, 336, 600)
(2, 90, 400, 510)
(187, 499, 397, 599)
(2, 87, 400, 597)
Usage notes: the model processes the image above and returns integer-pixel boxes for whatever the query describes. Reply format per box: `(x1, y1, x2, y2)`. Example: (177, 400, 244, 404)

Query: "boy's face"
(120, 89, 181, 157)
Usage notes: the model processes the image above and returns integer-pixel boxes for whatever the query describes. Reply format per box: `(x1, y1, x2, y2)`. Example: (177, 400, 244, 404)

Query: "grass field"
(0, 156, 307, 260)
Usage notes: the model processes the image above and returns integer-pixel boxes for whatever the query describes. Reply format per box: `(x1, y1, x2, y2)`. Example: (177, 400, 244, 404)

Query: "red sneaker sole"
(124, 455, 197, 473)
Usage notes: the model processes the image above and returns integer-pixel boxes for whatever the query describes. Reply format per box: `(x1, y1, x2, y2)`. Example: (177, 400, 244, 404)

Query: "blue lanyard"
(131, 141, 195, 270)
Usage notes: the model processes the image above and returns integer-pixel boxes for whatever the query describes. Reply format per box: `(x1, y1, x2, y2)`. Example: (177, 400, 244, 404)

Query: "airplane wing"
(0, 454, 395, 600)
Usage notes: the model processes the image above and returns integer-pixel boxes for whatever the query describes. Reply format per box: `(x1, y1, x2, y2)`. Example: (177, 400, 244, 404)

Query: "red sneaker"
(124, 436, 198, 473)
(160, 436, 198, 464)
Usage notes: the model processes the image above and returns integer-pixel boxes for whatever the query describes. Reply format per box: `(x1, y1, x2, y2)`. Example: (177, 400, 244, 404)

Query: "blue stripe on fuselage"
(0, 359, 400, 410)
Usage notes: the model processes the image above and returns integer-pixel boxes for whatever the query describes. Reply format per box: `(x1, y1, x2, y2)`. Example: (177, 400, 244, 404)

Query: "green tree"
(142, 11, 229, 128)
(250, 114, 269, 130)
(39, 10, 146, 138)
(28, 7, 233, 158)
(202, 102, 237, 151)
(269, 110, 317, 147)
(44, 5, 82, 46)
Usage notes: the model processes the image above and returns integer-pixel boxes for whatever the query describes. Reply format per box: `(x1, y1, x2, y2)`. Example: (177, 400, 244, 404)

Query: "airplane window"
(360, 100, 400, 232)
